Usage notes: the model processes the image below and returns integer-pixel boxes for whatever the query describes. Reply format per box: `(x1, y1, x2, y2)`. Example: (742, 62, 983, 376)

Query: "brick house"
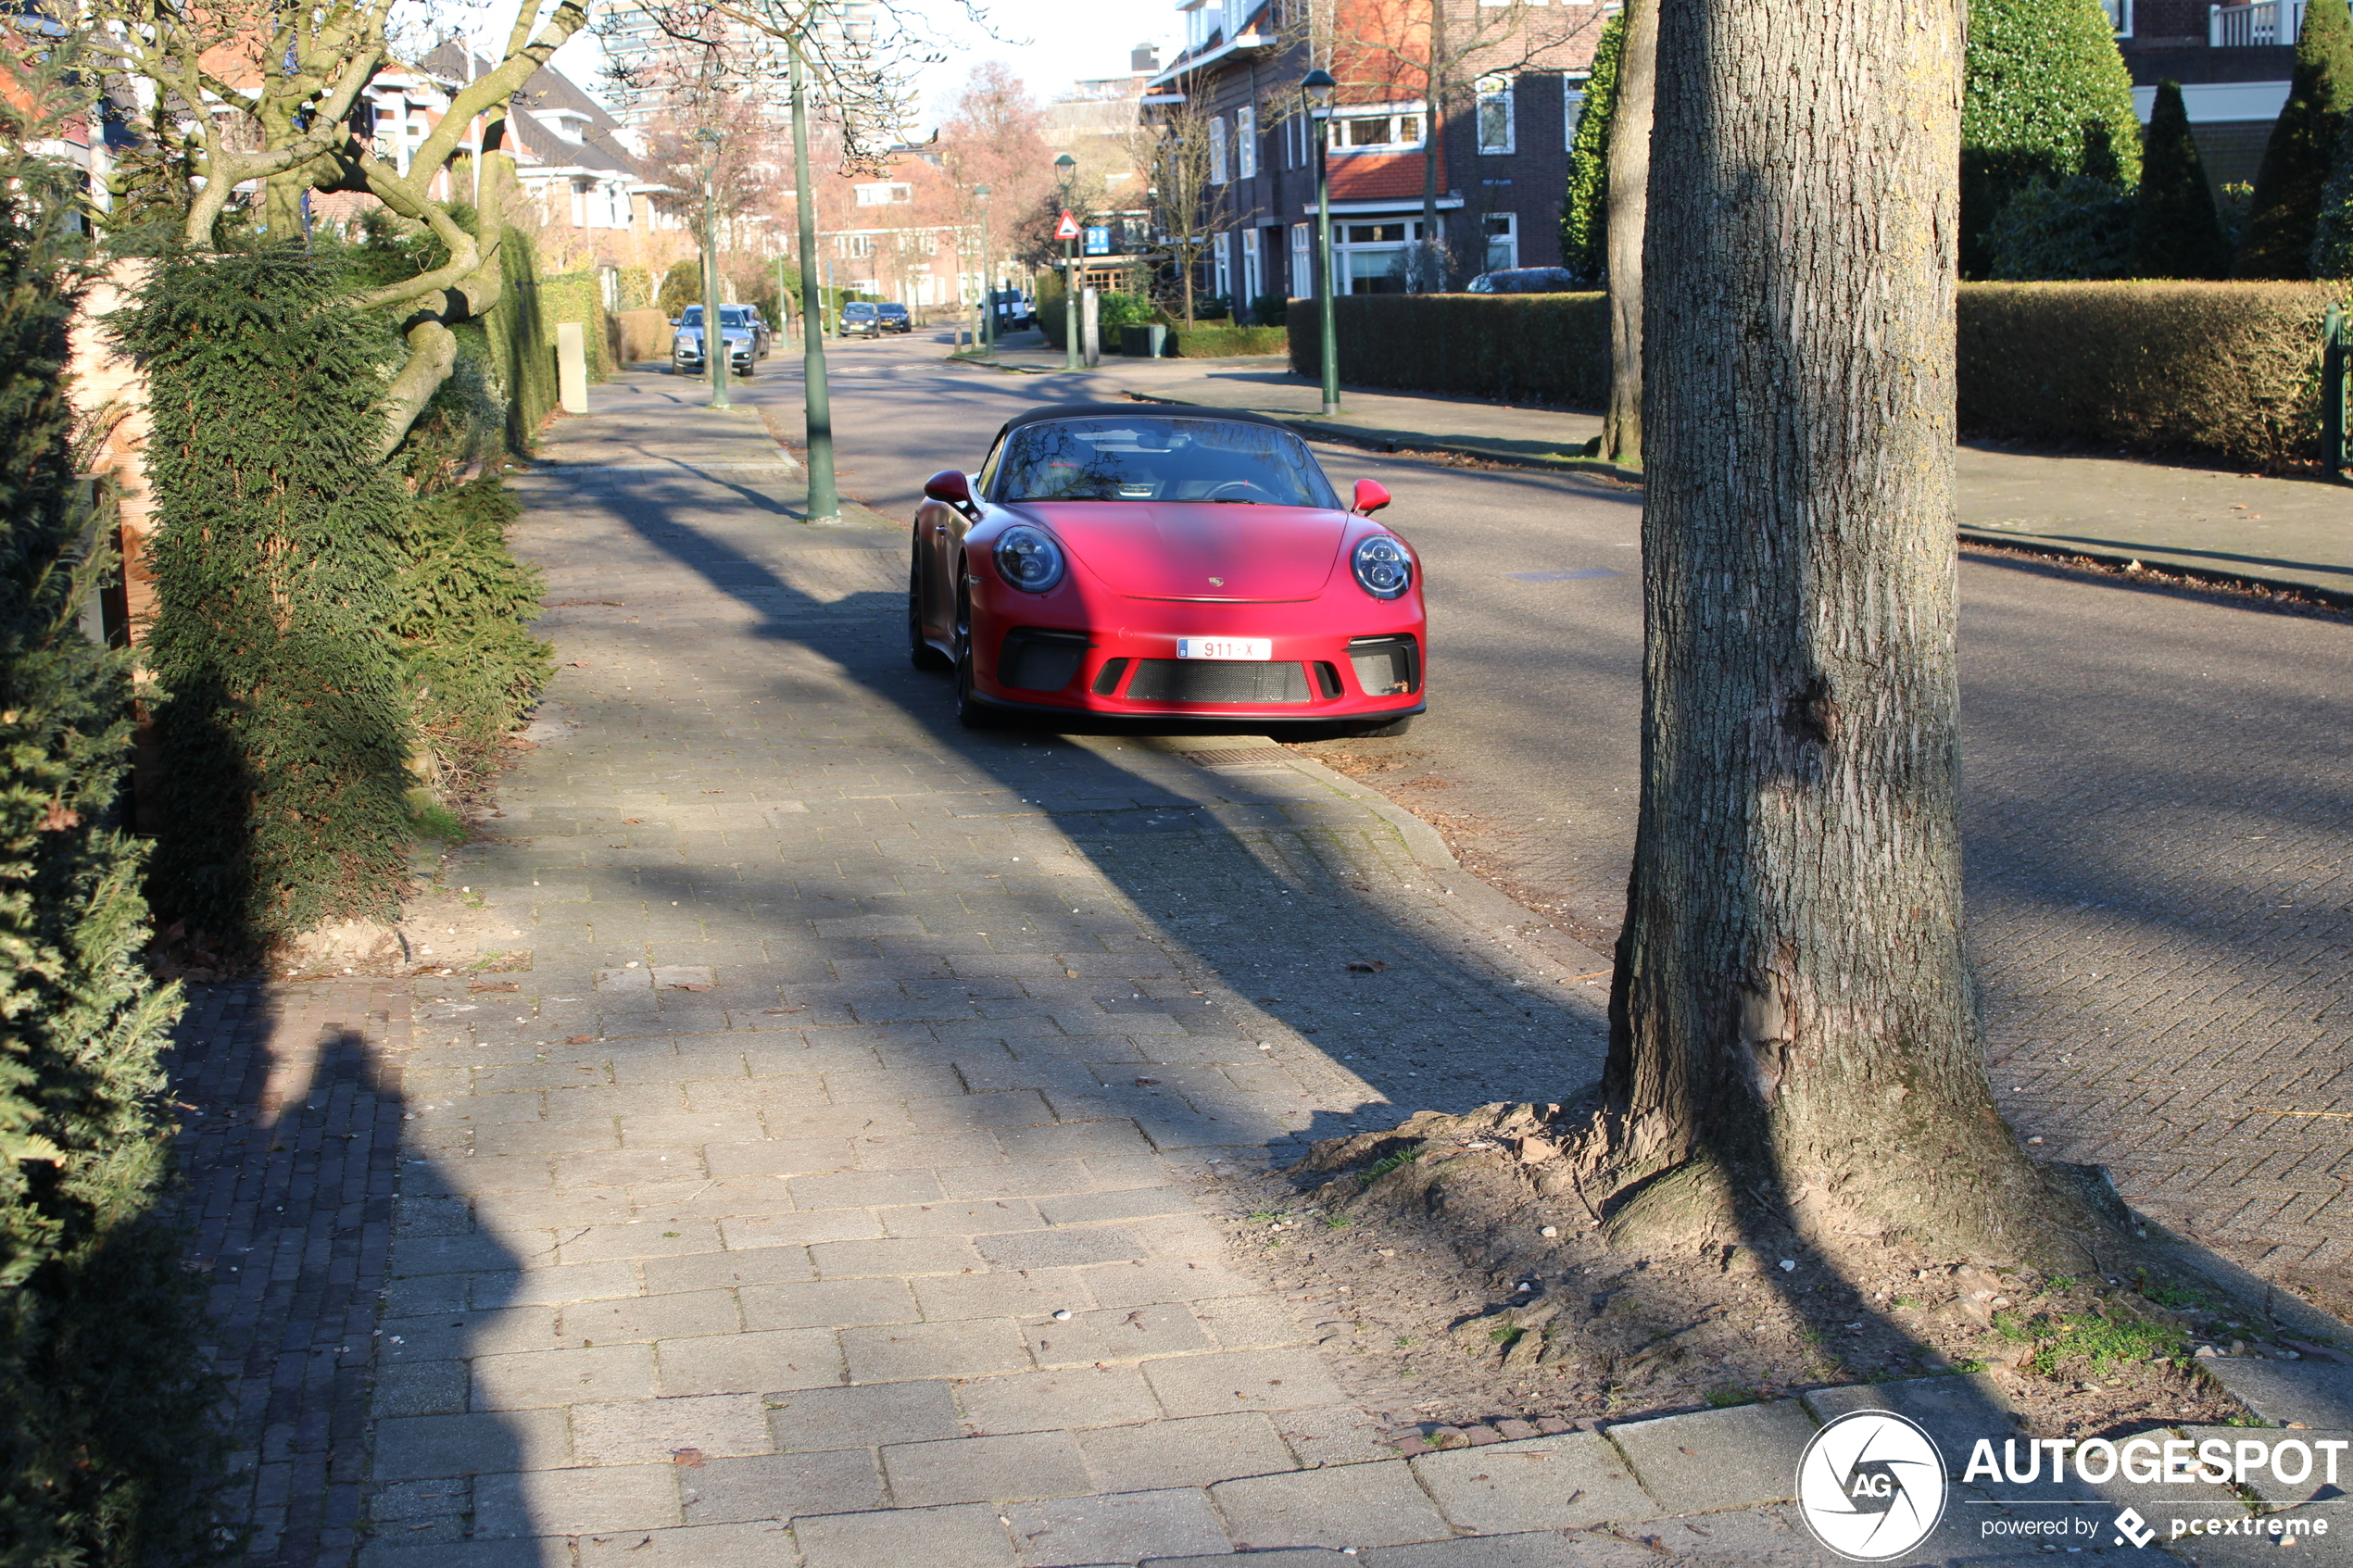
(1143, 0, 1610, 309)
(2113, 0, 2303, 190)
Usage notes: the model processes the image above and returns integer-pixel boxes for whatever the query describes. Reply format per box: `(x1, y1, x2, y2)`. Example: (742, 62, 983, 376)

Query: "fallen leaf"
(665, 982, 713, 992)
(567, 1035, 596, 1045)
(36, 799, 79, 832)
(671, 1449, 705, 1468)
(623, 817, 642, 824)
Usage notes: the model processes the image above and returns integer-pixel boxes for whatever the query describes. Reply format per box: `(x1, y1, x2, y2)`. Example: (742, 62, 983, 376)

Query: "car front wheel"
(951, 576, 1004, 729)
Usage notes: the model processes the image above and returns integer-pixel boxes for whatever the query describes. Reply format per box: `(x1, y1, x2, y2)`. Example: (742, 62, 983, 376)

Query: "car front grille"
(1124, 659, 1311, 705)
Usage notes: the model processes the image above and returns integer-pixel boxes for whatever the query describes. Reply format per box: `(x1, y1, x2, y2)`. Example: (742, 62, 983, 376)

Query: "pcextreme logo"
(1795, 1411, 1949, 1562)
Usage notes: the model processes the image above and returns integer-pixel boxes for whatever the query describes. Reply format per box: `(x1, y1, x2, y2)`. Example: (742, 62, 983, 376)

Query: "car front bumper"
(968, 591, 1426, 721)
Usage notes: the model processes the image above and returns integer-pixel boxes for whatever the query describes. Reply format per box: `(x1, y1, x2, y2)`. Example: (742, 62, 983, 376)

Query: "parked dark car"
(840, 302, 881, 337)
(1464, 267, 1584, 294)
(877, 303, 913, 334)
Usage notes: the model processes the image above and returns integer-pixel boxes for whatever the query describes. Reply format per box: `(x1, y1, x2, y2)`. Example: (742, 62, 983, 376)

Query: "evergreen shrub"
(485, 229, 556, 452)
(1288, 293, 1612, 405)
(2238, 0, 2353, 276)
(0, 100, 226, 1565)
(393, 479, 551, 796)
(2309, 67, 2353, 273)
(657, 259, 702, 318)
(1962, 0, 2144, 278)
(533, 271, 610, 383)
(1164, 322, 1287, 358)
(1558, 7, 1626, 282)
(117, 250, 416, 951)
(2133, 82, 2233, 280)
(1987, 176, 2136, 279)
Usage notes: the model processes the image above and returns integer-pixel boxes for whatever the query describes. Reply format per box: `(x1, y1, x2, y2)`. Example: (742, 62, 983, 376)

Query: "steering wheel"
(1205, 480, 1272, 501)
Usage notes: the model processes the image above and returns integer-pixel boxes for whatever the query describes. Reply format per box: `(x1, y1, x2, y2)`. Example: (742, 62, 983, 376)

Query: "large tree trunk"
(1595, 0, 2054, 1261)
(1599, 0, 1654, 468)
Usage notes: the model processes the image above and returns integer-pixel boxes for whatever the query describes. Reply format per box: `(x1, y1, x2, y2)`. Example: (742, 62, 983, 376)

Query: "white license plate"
(1176, 637, 1272, 661)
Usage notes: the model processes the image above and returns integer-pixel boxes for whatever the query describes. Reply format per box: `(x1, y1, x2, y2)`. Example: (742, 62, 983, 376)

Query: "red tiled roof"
(1328, 149, 1441, 204)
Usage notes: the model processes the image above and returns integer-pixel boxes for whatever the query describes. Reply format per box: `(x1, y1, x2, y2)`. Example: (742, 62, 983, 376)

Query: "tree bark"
(1598, 0, 2052, 1260)
(1600, 0, 1653, 467)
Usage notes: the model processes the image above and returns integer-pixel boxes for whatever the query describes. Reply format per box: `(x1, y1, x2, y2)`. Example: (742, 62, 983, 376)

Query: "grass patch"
(1358, 1147, 1423, 1185)
(407, 789, 467, 844)
(1489, 1324, 1524, 1348)
(1320, 1212, 1352, 1230)
(2012, 1309, 2189, 1378)
(1705, 1384, 1758, 1408)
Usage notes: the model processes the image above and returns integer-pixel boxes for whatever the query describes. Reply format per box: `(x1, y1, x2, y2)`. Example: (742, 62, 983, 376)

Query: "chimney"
(1131, 44, 1161, 74)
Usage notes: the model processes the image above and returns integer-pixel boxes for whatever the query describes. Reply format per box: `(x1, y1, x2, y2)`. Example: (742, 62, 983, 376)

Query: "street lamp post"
(696, 127, 731, 410)
(1056, 152, 1077, 371)
(975, 183, 992, 357)
(1302, 69, 1340, 418)
(788, 41, 838, 522)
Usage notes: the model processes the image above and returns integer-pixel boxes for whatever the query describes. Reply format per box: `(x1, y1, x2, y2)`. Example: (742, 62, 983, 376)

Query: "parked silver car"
(672, 305, 761, 376)
(1464, 267, 1584, 294)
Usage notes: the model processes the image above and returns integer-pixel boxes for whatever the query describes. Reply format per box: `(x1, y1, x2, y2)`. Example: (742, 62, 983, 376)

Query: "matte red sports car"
(908, 405, 1425, 733)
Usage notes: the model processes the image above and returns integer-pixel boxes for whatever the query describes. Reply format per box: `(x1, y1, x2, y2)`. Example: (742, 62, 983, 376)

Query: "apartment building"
(1143, 0, 1608, 308)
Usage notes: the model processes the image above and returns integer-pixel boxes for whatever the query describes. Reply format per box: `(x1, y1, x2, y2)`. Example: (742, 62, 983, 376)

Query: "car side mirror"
(924, 470, 976, 512)
(668, 319, 680, 326)
(1353, 479, 1391, 515)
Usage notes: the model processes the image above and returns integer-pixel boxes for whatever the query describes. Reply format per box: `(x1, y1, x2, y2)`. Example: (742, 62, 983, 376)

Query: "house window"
(1236, 105, 1257, 178)
(1242, 226, 1263, 304)
(1210, 115, 1228, 183)
(2103, 0, 2133, 35)
(1335, 216, 1433, 294)
(1332, 110, 1424, 152)
(854, 182, 912, 206)
(1476, 75, 1515, 155)
(1214, 231, 1232, 301)
(1565, 74, 1589, 141)
(1483, 212, 1518, 271)
(1290, 221, 1311, 297)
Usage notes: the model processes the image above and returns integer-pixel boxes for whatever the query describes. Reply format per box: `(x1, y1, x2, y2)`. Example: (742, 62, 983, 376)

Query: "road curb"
(1958, 527, 2353, 609)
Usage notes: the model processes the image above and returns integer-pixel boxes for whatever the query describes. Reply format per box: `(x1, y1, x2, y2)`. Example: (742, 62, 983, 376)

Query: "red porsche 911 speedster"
(908, 405, 1425, 734)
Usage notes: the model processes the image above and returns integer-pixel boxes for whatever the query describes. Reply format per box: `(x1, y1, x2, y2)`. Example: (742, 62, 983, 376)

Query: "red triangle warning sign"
(1054, 208, 1081, 240)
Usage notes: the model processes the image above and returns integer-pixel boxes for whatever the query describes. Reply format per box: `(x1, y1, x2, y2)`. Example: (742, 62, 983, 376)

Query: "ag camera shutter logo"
(1796, 1411, 1949, 1561)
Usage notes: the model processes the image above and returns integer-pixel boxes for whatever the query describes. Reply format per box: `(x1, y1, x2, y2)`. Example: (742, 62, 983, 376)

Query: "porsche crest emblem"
(1208, 576, 1225, 586)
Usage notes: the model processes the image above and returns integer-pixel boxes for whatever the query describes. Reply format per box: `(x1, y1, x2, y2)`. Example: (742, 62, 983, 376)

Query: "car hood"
(1012, 503, 1345, 600)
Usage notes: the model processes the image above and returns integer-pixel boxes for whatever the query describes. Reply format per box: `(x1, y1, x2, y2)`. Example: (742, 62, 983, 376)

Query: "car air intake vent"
(1000, 628, 1091, 692)
(1126, 659, 1312, 705)
(1346, 635, 1421, 696)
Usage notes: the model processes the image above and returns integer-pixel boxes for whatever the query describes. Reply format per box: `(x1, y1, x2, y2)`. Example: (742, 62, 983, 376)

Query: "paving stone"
(842, 1318, 1034, 1383)
(655, 1326, 844, 1395)
(788, 1169, 946, 1210)
(878, 1198, 1043, 1236)
(677, 1449, 887, 1524)
(371, 1409, 573, 1481)
(1603, 1399, 1818, 1513)
(1006, 1486, 1230, 1567)
(2198, 1359, 2353, 1429)
(1080, 1258, 1262, 1309)
(1411, 1433, 1656, 1533)
(472, 1462, 682, 1537)
(639, 1246, 814, 1293)
(976, 1228, 1150, 1271)
(1029, 1305, 1212, 1366)
(739, 1277, 919, 1331)
(472, 1344, 657, 1410)
(1076, 1413, 1299, 1491)
(1211, 1461, 1454, 1551)
(958, 1366, 1163, 1436)
(372, 1360, 470, 1417)
(357, 1538, 566, 1568)
(881, 1430, 1095, 1507)
(1140, 1348, 1348, 1419)
(570, 1394, 774, 1466)
(792, 1501, 1016, 1568)
(1036, 1188, 1199, 1227)
(574, 1519, 797, 1567)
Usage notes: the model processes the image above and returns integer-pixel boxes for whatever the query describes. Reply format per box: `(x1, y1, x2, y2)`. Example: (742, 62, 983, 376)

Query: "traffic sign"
(1054, 209, 1081, 240)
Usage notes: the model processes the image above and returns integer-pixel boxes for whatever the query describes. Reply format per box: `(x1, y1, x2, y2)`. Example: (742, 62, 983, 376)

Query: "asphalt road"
(717, 330, 2353, 1310)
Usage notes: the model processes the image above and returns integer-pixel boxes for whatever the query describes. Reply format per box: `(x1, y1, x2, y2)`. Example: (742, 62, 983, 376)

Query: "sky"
(547, 0, 1179, 132)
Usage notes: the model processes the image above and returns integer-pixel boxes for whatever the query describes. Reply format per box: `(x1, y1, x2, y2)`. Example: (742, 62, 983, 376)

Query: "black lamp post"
(1056, 152, 1078, 370)
(1302, 69, 1339, 417)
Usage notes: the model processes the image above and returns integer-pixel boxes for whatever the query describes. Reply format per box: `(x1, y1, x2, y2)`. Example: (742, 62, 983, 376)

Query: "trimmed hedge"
(1165, 322, 1288, 358)
(1288, 293, 1612, 406)
(534, 270, 610, 383)
(1284, 283, 2347, 466)
(1956, 281, 2344, 463)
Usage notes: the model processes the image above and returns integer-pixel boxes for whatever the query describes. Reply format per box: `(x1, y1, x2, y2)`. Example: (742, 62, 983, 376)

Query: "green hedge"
(0, 125, 227, 1567)
(1956, 281, 2345, 463)
(1165, 322, 1288, 358)
(1288, 293, 1613, 406)
(535, 270, 610, 384)
(1286, 283, 2347, 465)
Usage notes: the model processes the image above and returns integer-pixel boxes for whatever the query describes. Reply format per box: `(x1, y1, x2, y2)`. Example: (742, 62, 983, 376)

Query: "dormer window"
(1331, 109, 1425, 153)
(541, 108, 592, 144)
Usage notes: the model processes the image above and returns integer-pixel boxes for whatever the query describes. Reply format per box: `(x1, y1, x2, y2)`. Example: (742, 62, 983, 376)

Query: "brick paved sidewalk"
(959, 342, 2353, 603)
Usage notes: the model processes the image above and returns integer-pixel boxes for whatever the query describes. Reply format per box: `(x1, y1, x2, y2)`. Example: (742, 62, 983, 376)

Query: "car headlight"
(1352, 534, 1413, 599)
(993, 525, 1066, 593)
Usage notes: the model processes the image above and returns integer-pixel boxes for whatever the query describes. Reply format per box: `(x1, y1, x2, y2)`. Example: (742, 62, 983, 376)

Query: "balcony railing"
(2210, 0, 2305, 46)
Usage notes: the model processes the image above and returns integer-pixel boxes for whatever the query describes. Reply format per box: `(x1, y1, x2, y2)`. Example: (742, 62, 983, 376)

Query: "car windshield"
(845, 304, 876, 316)
(879, 305, 908, 316)
(678, 307, 749, 327)
(995, 417, 1341, 508)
